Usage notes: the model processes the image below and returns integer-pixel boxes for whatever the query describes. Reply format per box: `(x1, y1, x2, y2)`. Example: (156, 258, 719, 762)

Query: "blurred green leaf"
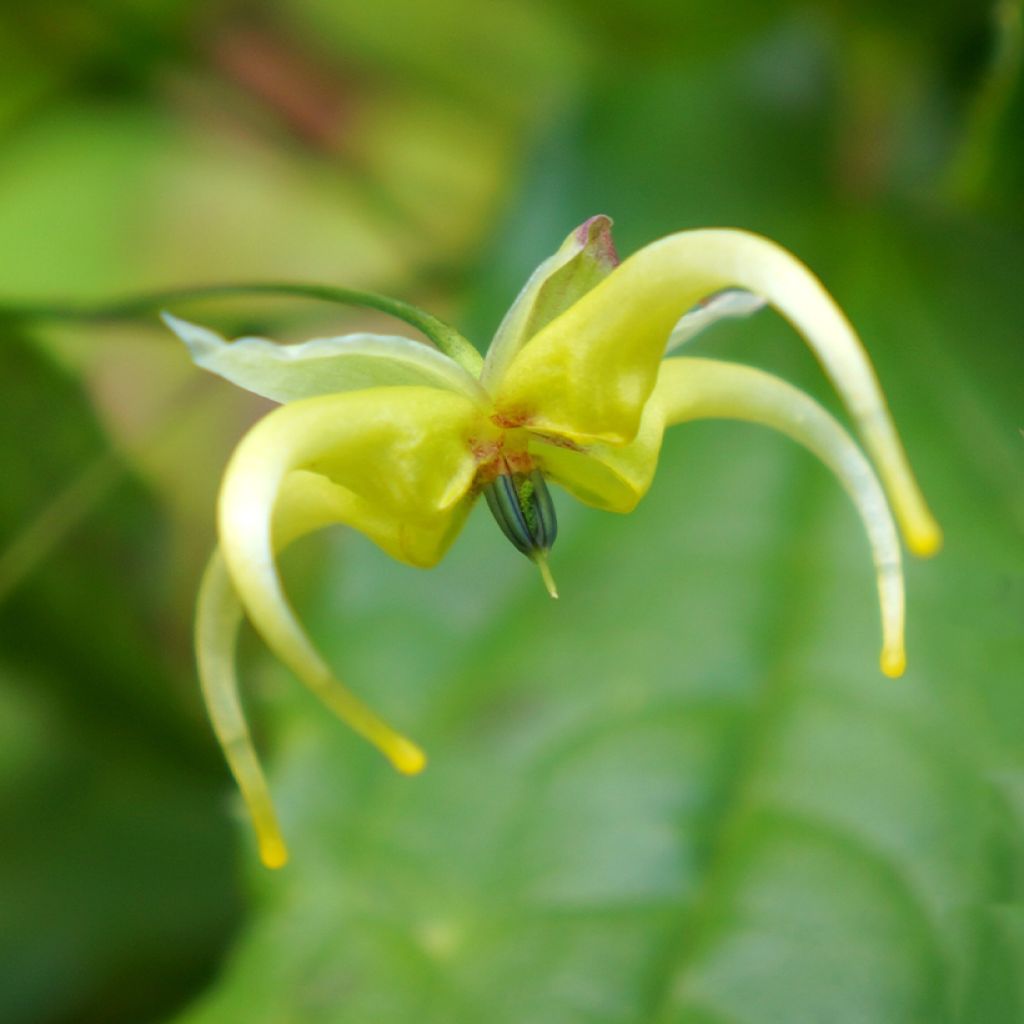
(289, 0, 583, 123)
(0, 4, 1018, 1022)
(173, 151, 1024, 1024)
(0, 330, 242, 1024)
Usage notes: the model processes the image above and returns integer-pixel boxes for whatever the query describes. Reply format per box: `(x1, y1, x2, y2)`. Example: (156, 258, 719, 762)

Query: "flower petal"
(217, 386, 485, 774)
(196, 549, 288, 869)
(528, 403, 665, 514)
(655, 357, 907, 677)
(271, 468, 474, 568)
(195, 463, 474, 869)
(495, 228, 940, 556)
(163, 313, 488, 405)
(481, 214, 618, 389)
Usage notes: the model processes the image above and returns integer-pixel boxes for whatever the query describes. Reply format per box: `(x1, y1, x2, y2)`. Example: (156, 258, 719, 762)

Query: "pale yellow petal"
(272, 469, 473, 568)
(655, 357, 907, 677)
(197, 462, 474, 869)
(217, 386, 483, 773)
(527, 401, 665, 514)
(196, 549, 288, 868)
(495, 228, 940, 557)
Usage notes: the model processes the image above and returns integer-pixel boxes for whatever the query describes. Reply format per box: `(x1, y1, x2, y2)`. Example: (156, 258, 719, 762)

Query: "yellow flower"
(166, 216, 941, 868)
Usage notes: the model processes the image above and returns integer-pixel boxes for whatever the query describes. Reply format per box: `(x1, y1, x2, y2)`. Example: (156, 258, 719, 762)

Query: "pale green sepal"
(163, 313, 488, 406)
(665, 289, 766, 353)
(481, 214, 619, 389)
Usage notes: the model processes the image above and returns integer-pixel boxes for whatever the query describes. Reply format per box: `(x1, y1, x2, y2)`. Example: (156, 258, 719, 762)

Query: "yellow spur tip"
(258, 835, 290, 870)
(880, 647, 906, 679)
(909, 525, 943, 559)
(387, 736, 428, 776)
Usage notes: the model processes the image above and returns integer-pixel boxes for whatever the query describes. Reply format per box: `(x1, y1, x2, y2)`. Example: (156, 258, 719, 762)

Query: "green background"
(0, 2, 1022, 1021)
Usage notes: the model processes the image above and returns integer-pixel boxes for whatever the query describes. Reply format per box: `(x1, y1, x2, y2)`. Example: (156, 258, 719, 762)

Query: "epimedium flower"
(165, 216, 941, 868)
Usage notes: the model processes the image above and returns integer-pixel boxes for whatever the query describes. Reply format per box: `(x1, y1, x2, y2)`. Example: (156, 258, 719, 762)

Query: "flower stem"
(1, 281, 484, 374)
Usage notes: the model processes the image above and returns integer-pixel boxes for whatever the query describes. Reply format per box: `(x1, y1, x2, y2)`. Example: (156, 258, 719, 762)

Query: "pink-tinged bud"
(482, 213, 621, 387)
(575, 214, 620, 270)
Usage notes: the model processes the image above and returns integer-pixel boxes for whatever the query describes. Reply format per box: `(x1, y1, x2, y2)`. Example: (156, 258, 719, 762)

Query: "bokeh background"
(1, 2, 1022, 1022)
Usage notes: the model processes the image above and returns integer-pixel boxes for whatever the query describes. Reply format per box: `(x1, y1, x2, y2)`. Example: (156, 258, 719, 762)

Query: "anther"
(484, 466, 559, 597)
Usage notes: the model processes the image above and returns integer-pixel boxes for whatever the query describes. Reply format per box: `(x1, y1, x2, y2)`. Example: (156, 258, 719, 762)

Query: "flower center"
(470, 427, 559, 595)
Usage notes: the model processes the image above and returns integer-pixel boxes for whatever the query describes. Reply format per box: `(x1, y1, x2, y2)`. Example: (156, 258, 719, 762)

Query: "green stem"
(1, 282, 484, 374)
